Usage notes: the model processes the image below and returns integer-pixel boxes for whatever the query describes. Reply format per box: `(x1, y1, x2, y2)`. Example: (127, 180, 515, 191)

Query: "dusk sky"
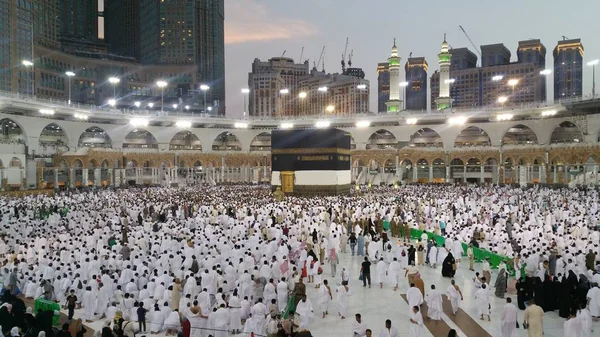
(224, 0, 600, 117)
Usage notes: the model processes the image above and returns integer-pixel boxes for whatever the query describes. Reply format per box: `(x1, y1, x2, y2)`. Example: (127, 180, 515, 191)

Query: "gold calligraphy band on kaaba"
(271, 148, 351, 155)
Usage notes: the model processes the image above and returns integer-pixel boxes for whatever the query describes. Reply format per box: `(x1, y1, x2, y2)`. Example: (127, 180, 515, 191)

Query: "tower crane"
(348, 49, 354, 68)
(562, 35, 569, 41)
(341, 37, 349, 72)
(316, 46, 325, 71)
(281, 50, 286, 57)
(458, 25, 482, 65)
(299, 47, 304, 63)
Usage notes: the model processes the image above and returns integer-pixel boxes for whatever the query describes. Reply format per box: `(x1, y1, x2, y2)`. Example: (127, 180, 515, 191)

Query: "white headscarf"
(10, 327, 19, 337)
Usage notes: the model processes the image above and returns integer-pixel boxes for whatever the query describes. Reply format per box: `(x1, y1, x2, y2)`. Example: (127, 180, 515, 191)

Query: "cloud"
(225, 0, 318, 44)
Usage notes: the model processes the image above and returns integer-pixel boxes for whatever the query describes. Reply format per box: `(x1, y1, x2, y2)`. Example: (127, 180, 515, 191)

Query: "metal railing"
(0, 89, 580, 122)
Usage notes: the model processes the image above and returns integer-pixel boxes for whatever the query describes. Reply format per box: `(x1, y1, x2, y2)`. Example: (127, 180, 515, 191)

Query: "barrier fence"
(34, 298, 61, 325)
(409, 228, 517, 276)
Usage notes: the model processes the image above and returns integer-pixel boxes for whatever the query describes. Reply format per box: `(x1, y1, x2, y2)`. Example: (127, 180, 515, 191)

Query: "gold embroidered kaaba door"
(280, 171, 295, 193)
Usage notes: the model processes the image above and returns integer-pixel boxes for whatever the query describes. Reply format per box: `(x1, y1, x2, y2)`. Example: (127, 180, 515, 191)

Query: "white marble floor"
(302, 242, 598, 337)
(66, 242, 598, 337)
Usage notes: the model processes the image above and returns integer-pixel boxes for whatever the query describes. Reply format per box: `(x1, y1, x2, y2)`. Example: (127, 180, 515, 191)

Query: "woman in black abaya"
(516, 276, 528, 310)
(441, 252, 456, 278)
(558, 275, 571, 318)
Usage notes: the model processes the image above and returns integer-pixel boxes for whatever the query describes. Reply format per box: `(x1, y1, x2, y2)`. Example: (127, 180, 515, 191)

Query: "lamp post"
(156, 80, 167, 112)
(498, 96, 508, 109)
(588, 60, 599, 97)
(399, 81, 408, 110)
(65, 71, 75, 104)
(241, 88, 250, 116)
(318, 86, 328, 115)
(200, 85, 210, 113)
(508, 79, 519, 95)
(108, 77, 120, 100)
(540, 69, 552, 103)
(22, 60, 34, 96)
(298, 91, 307, 116)
(444, 78, 455, 112)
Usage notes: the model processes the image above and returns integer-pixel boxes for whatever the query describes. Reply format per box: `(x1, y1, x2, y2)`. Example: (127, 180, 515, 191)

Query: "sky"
(223, 0, 600, 117)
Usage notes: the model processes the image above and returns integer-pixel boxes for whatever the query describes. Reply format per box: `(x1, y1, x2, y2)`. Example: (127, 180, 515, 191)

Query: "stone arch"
(39, 123, 69, 152)
(58, 159, 69, 169)
(455, 126, 491, 147)
(124, 129, 158, 149)
(409, 128, 443, 148)
(193, 160, 203, 167)
(79, 126, 112, 148)
(89, 159, 98, 169)
(416, 158, 429, 167)
(170, 131, 202, 151)
(0, 118, 26, 144)
(502, 124, 538, 145)
(71, 159, 84, 168)
(550, 121, 584, 144)
(212, 132, 242, 151)
(9, 157, 22, 168)
(353, 159, 366, 167)
(366, 129, 398, 150)
(125, 160, 137, 168)
(101, 159, 110, 168)
(250, 132, 271, 152)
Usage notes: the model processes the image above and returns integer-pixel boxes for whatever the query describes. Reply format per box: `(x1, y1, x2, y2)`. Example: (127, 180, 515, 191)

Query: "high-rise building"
(298, 70, 369, 116)
(405, 57, 428, 110)
(58, 0, 107, 53)
(105, 0, 140, 60)
(139, 0, 196, 65)
(196, 0, 225, 115)
(385, 39, 402, 112)
(518, 39, 547, 101)
(377, 63, 390, 113)
(554, 38, 584, 99)
(450, 48, 478, 70)
(0, 0, 59, 95)
(431, 39, 546, 109)
(481, 43, 511, 67)
(248, 57, 309, 117)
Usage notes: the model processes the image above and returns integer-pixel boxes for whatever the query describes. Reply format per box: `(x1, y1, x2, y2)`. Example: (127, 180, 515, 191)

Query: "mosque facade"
(0, 92, 600, 191)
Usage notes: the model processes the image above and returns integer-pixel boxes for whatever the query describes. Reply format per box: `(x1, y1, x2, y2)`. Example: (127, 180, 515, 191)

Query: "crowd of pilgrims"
(0, 184, 596, 337)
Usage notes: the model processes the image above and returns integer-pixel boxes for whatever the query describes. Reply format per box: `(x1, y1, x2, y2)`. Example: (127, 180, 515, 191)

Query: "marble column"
(95, 169, 101, 186)
(428, 164, 433, 183)
(54, 168, 59, 188)
(480, 165, 485, 183)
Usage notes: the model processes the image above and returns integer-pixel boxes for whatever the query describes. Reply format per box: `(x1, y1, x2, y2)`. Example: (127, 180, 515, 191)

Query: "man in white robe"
(475, 283, 491, 321)
(500, 297, 518, 337)
(446, 280, 463, 315)
(211, 304, 230, 337)
(295, 296, 314, 330)
(406, 284, 423, 311)
(82, 286, 96, 322)
(276, 277, 289, 312)
(425, 285, 443, 321)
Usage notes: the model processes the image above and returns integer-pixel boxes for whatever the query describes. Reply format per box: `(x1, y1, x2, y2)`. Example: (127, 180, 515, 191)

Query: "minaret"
(435, 34, 453, 110)
(385, 38, 402, 112)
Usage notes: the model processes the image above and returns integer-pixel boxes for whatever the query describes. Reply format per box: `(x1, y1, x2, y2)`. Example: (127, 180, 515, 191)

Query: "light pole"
(399, 81, 408, 110)
(498, 96, 508, 109)
(65, 71, 75, 104)
(200, 85, 210, 113)
(444, 78, 455, 112)
(318, 86, 328, 115)
(508, 79, 519, 95)
(588, 60, 599, 97)
(22, 60, 33, 96)
(540, 69, 552, 103)
(156, 80, 167, 112)
(298, 91, 307, 116)
(241, 88, 250, 116)
(279, 88, 289, 115)
(108, 77, 120, 103)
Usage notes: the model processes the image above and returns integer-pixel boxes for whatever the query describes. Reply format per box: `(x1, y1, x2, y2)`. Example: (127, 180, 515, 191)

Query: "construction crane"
(299, 47, 304, 63)
(409, 52, 413, 58)
(281, 50, 286, 57)
(341, 37, 349, 72)
(316, 46, 325, 71)
(459, 25, 482, 62)
(348, 49, 354, 68)
(562, 35, 570, 41)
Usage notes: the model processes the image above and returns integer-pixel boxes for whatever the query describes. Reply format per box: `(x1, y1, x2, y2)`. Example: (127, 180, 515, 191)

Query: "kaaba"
(271, 128, 351, 196)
